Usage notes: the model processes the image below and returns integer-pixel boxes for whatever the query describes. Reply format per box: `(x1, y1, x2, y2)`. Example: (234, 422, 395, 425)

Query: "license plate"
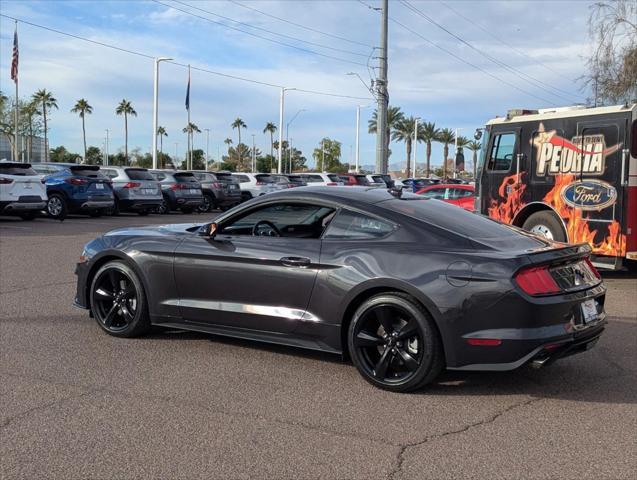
(142, 188, 155, 195)
(229, 184, 237, 190)
(189, 188, 199, 194)
(95, 183, 104, 190)
(24, 182, 32, 189)
(581, 299, 598, 323)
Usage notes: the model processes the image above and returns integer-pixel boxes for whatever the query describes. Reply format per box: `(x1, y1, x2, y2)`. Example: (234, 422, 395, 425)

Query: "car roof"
(261, 185, 406, 205)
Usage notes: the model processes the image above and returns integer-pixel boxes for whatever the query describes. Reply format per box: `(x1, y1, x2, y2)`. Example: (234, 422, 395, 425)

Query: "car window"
(234, 174, 250, 183)
(420, 188, 445, 199)
(152, 172, 167, 181)
(324, 209, 395, 239)
(70, 167, 105, 178)
(0, 164, 37, 175)
(125, 169, 155, 181)
(174, 172, 198, 183)
(255, 174, 275, 183)
(355, 176, 370, 186)
(487, 133, 516, 171)
(304, 174, 323, 183)
(101, 169, 118, 179)
(220, 203, 335, 238)
(327, 174, 341, 183)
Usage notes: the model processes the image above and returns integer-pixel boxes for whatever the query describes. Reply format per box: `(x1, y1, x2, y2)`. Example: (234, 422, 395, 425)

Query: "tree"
(224, 137, 233, 151)
(231, 117, 247, 165)
(368, 105, 404, 164)
(157, 126, 168, 154)
(263, 122, 277, 172)
(85, 146, 102, 165)
(70, 99, 93, 162)
(436, 128, 456, 179)
(467, 140, 482, 179)
(391, 116, 419, 177)
(49, 145, 78, 163)
(115, 99, 136, 164)
(32, 89, 58, 162)
(182, 122, 201, 169)
(582, 0, 637, 104)
(22, 101, 41, 162)
(455, 135, 470, 173)
(419, 122, 440, 176)
(313, 138, 342, 172)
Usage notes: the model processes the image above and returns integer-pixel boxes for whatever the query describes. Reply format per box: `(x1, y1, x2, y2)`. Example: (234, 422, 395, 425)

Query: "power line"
(0, 13, 372, 100)
(229, 0, 374, 49)
(152, 0, 368, 67)
(170, 0, 370, 58)
(400, 0, 580, 104)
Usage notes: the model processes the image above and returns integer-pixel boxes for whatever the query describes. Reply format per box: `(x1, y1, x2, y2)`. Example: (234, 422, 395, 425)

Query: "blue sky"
(0, 0, 596, 170)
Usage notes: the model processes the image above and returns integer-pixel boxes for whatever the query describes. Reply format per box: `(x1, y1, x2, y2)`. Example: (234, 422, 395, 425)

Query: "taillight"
(122, 182, 141, 189)
(466, 338, 502, 346)
(584, 257, 601, 280)
(326, 182, 337, 186)
(170, 183, 188, 190)
(514, 265, 561, 296)
(65, 177, 88, 185)
(212, 182, 221, 188)
(255, 181, 265, 186)
(0, 177, 13, 184)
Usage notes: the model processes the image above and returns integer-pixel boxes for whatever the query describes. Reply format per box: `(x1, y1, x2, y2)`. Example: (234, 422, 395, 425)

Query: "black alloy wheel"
(90, 261, 150, 337)
(348, 293, 443, 392)
(198, 194, 213, 213)
(156, 199, 169, 214)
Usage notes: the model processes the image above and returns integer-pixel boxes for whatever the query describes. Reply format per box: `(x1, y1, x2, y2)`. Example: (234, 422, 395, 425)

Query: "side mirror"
(198, 223, 217, 238)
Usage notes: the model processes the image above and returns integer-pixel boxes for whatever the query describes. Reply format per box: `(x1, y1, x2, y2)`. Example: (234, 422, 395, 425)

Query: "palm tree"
(157, 126, 167, 154)
(368, 105, 404, 163)
(419, 122, 440, 177)
(231, 118, 247, 165)
(224, 137, 233, 152)
(467, 140, 482, 179)
(70, 99, 93, 162)
(391, 117, 419, 178)
(182, 122, 201, 169)
(32, 89, 58, 162)
(263, 122, 277, 171)
(115, 99, 136, 163)
(454, 135, 470, 174)
(21, 100, 39, 162)
(436, 128, 456, 179)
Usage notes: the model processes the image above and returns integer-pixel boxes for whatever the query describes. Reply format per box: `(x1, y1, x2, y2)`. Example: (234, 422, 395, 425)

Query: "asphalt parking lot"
(1, 213, 636, 480)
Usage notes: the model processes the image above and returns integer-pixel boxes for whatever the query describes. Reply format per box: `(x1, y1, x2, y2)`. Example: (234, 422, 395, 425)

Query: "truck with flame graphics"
(476, 104, 637, 270)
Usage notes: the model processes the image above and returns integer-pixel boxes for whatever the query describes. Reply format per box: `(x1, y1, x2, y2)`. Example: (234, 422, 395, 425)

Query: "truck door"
(572, 119, 627, 260)
(481, 127, 523, 224)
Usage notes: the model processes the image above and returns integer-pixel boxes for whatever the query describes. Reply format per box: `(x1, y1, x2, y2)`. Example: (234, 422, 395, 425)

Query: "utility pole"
(412, 117, 420, 178)
(205, 128, 210, 171)
(375, 0, 389, 174)
(174, 142, 179, 167)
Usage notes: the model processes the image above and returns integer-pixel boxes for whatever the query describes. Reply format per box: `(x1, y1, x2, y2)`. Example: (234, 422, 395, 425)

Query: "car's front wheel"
(198, 194, 214, 213)
(348, 293, 444, 392)
(46, 194, 67, 220)
(89, 260, 151, 338)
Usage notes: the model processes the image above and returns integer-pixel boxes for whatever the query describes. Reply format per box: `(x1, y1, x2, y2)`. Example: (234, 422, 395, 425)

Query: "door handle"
(280, 256, 311, 267)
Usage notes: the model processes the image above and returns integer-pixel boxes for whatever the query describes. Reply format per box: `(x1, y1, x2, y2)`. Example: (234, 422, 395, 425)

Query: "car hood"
(104, 223, 202, 237)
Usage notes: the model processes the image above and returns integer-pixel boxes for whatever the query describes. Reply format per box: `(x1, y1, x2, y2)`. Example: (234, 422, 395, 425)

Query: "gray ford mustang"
(74, 187, 606, 392)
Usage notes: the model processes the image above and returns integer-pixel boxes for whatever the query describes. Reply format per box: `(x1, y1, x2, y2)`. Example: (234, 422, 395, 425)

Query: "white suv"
(299, 173, 344, 186)
(0, 161, 48, 220)
(232, 173, 279, 200)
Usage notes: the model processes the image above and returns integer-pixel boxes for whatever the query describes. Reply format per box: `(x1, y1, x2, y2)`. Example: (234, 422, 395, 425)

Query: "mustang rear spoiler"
(525, 243, 592, 267)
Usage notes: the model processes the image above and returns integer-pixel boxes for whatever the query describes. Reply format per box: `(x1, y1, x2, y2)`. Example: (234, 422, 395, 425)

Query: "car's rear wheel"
(46, 194, 67, 220)
(198, 194, 213, 213)
(156, 199, 169, 214)
(348, 293, 444, 392)
(90, 261, 150, 338)
(522, 211, 566, 242)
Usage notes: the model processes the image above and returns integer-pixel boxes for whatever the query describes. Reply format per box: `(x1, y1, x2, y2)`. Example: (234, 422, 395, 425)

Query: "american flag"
(11, 25, 18, 83)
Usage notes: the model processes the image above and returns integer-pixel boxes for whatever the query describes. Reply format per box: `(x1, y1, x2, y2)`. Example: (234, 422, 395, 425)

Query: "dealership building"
(0, 133, 47, 162)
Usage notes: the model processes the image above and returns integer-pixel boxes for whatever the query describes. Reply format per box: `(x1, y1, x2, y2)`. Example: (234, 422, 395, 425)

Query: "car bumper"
(118, 198, 162, 211)
(175, 197, 203, 207)
(70, 199, 114, 210)
(0, 200, 47, 213)
(74, 261, 90, 310)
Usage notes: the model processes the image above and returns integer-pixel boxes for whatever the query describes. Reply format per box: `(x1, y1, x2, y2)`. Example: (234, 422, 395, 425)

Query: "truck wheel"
(522, 211, 566, 242)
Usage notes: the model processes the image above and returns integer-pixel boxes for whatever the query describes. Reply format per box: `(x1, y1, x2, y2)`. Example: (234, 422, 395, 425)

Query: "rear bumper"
(0, 200, 46, 213)
(175, 197, 203, 207)
(118, 198, 162, 211)
(68, 198, 114, 211)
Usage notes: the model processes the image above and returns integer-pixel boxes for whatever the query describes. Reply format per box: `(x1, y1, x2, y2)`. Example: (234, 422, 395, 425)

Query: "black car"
(149, 170, 204, 214)
(74, 187, 606, 392)
(188, 171, 242, 212)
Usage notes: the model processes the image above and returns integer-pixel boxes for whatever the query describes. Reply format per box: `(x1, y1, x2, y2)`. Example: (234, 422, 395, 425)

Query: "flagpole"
(13, 21, 19, 162)
(187, 64, 191, 170)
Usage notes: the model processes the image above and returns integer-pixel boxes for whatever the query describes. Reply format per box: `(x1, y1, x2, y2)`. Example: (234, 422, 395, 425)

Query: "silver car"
(100, 167, 162, 216)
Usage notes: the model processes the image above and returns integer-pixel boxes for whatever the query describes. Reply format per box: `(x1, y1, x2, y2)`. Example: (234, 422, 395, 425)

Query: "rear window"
(125, 168, 155, 181)
(327, 174, 341, 183)
(354, 176, 370, 186)
(304, 174, 324, 183)
(379, 198, 521, 239)
(0, 164, 37, 176)
(234, 174, 250, 183)
(215, 173, 236, 183)
(70, 167, 104, 178)
(151, 171, 167, 181)
(174, 172, 198, 183)
(255, 174, 275, 183)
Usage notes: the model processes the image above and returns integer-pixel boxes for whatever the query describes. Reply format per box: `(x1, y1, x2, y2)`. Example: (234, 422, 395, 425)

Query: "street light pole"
(152, 57, 173, 170)
(355, 104, 369, 173)
(278, 87, 296, 174)
(251, 134, 256, 173)
(204, 128, 210, 171)
(412, 117, 420, 178)
(104, 129, 110, 166)
(286, 108, 305, 174)
(174, 142, 178, 167)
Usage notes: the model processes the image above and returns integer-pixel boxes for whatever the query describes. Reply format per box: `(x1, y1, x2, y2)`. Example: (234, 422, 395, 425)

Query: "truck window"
(487, 133, 516, 171)
(632, 120, 637, 158)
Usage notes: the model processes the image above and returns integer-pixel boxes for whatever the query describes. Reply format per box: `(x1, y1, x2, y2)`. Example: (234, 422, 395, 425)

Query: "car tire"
(348, 292, 444, 392)
(46, 193, 67, 220)
(19, 212, 37, 220)
(198, 194, 214, 213)
(89, 260, 151, 338)
(522, 211, 566, 242)
(156, 198, 169, 215)
(181, 207, 194, 214)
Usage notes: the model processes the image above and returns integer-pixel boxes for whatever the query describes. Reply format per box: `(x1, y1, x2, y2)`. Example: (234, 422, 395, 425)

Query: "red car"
(415, 184, 475, 211)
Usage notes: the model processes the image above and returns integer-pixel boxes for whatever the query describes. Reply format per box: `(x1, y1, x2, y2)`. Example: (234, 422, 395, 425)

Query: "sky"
(0, 0, 597, 170)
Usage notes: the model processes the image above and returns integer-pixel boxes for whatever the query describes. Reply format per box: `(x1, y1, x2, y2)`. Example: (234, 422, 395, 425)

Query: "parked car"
(401, 178, 439, 192)
(287, 174, 308, 187)
(100, 166, 162, 215)
(150, 170, 204, 214)
(231, 173, 279, 201)
(188, 171, 241, 212)
(366, 174, 394, 188)
(296, 173, 343, 186)
(416, 184, 476, 211)
(75, 187, 607, 393)
(0, 161, 47, 220)
(271, 175, 295, 189)
(32, 163, 114, 219)
(339, 174, 371, 186)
